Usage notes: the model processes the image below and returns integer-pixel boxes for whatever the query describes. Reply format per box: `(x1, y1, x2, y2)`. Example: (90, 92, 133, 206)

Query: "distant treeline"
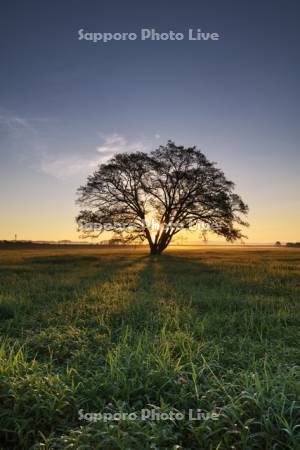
(0, 241, 51, 249)
(0, 241, 81, 249)
(286, 242, 300, 248)
(1, 240, 33, 244)
(0, 240, 134, 249)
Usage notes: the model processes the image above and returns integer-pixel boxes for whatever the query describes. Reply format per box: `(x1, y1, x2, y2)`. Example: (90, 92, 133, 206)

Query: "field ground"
(0, 247, 300, 449)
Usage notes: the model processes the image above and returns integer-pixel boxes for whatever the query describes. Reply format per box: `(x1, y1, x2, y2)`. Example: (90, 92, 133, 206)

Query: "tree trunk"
(150, 246, 162, 255)
(145, 227, 169, 255)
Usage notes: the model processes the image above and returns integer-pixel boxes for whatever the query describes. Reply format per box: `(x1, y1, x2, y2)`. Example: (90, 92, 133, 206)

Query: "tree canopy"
(76, 141, 248, 254)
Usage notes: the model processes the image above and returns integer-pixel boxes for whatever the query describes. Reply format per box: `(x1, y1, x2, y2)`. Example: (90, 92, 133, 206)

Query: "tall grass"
(0, 247, 299, 449)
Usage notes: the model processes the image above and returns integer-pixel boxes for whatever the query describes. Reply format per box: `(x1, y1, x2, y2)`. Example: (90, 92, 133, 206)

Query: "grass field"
(0, 247, 300, 449)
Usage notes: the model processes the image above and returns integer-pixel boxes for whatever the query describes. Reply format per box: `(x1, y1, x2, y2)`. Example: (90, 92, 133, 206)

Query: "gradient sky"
(0, 0, 299, 243)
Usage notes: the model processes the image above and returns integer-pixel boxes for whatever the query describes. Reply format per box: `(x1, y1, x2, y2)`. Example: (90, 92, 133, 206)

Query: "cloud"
(0, 113, 36, 139)
(0, 109, 53, 165)
(0, 112, 147, 181)
(97, 133, 144, 156)
(40, 133, 145, 179)
(40, 155, 100, 178)
(0, 109, 49, 138)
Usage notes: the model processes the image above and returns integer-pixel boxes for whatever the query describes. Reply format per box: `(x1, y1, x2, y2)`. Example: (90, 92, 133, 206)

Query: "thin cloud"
(0, 109, 49, 137)
(40, 133, 145, 179)
(97, 132, 145, 156)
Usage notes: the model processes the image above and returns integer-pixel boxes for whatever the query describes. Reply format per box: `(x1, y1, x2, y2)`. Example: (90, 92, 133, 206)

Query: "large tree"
(76, 141, 248, 254)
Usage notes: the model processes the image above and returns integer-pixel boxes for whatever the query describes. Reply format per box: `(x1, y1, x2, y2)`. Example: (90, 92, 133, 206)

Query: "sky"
(0, 0, 299, 243)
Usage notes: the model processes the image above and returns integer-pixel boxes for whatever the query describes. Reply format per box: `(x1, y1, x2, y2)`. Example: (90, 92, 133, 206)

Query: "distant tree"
(76, 141, 249, 255)
(286, 242, 300, 248)
(275, 241, 282, 247)
(108, 238, 123, 246)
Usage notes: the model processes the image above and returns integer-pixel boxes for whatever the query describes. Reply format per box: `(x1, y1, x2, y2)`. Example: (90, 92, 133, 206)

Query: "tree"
(76, 141, 249, 255)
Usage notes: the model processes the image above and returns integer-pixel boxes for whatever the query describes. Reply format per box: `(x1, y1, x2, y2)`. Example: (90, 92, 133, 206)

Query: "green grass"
(0, 247, 300, 449)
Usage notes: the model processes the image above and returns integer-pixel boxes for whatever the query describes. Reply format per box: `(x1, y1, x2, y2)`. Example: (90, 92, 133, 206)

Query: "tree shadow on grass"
(142, 253, 300, 370)
(0, 253, 152, 374)
(159, 252, 300, 307)
(0, 254, 149, 335)
(102, 254, 195, 334)
(107, 248, 300, 343)
(150, 252, 300, 348)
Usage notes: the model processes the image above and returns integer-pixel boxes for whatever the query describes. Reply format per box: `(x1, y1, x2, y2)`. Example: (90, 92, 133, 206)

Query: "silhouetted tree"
(76, 141, 248, 254)
(286, 242, 300, 248)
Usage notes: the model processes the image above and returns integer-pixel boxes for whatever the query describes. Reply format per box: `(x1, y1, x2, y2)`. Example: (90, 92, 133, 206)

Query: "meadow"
(0, 246, 299, 449)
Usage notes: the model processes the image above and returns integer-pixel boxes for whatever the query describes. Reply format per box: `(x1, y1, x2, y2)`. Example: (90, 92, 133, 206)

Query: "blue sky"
(0, 0, 299, 242)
